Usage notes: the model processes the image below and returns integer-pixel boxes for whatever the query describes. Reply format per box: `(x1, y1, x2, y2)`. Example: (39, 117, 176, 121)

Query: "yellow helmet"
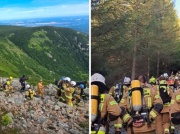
(7, 81, 11, 85)
(149, 76, 156, 84)
(9, 76, 13, 80)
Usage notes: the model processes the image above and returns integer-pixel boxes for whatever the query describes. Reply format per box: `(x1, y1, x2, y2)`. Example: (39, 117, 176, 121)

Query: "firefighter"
(55, 76, 65, 99)
(37, 80, 44, 99)
(61, 77, 71, 102)
(4, 76, 14, 96)
(74, 84, 84, 106)
(155, 77, 173, 134)
(64, 80, 76, 106)
(149, 76, 156, 86)
(91, 73, 132, 134)
(170, 87, 180, 134)
(123, 75, 163, 134)
(113, 77, 131, 134)
(25, 84, 36, 100)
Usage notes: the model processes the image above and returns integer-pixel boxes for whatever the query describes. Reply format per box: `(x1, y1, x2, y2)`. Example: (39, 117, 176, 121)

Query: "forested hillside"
(0, 26, 89, 84)
(92, 0, 180, 86)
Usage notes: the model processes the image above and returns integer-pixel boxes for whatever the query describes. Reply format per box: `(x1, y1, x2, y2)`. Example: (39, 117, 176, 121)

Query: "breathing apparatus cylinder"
(91, 85, 99, 122)
(131, 80, 142, 112)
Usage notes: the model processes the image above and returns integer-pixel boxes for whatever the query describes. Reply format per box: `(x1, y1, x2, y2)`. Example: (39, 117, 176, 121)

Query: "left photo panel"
(0, 0, 89, 134)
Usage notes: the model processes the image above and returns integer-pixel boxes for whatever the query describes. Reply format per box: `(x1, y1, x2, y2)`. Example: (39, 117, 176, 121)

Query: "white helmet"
(123, 77, 131, 84)
(26, 84, 30, 89)
(70, 81, 76, 86)
(163, 73, 168, 78)
(91, 73, 105, 85)
(175, 76, 179, 80)
(64, 77, 71, 82)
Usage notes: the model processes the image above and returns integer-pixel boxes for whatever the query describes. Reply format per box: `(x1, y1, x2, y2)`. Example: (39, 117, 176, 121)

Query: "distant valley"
(0, 16, 89, 34)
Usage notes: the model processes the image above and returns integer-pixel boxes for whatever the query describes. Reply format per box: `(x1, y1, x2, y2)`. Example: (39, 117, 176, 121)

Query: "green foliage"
(92, 0, 180, 85)
(0, 26, 89, 83)
(1, 114, 11, 126)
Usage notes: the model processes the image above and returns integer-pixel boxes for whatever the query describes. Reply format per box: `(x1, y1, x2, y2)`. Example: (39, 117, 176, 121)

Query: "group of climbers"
(91, 72, 180, 134)
(0, 75, 87, 107)
(0, 76, 14, 96)
(55, 76, 86, 107)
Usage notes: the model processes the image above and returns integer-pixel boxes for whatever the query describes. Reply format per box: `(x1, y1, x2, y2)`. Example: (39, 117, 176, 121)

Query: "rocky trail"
(0, 79, 89, 134)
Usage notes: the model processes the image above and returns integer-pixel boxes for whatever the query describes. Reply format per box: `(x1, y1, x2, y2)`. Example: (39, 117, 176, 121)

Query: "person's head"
(79, 84, 84, 89)
(70, 81, 76, 87)
(39, 80, 43, 83)
(9, 76, 13, 80)
(26, 84, 30, 89)
(64, 77, 71, 83)
(149, 76, 156, 85)
(136, 75, 147, 84)
(60, 76, 65, 81)
(91, 73, 109, 94)
(123, 77, 131, 86)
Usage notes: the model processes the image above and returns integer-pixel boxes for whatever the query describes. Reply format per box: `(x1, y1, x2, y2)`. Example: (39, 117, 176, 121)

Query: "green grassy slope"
(0, 26, 89, 84)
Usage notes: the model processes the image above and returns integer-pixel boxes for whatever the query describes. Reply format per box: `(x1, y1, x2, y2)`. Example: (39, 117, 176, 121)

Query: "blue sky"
(0, 0, 89, 20)
(174, 0, 180, 17)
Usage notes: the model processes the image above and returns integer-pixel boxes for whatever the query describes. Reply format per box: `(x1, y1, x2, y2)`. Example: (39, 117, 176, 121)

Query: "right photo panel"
(91, 0, 180, 134)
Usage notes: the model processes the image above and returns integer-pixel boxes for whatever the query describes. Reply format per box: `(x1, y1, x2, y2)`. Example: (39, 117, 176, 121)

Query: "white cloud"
(0, 3, 89, 20)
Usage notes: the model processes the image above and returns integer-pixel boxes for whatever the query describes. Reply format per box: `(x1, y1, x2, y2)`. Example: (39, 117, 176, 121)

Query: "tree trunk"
(147, 57, 150, 79)
(157, 50, 160, 76)
(131, 28, 137, 80)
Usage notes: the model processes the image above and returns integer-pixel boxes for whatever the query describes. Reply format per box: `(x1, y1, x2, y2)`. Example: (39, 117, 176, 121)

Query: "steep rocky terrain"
(0, 79, 89, 134)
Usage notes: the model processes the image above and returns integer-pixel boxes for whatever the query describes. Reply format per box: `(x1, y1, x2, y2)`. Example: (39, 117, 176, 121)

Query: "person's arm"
(149, 91, 163, 122)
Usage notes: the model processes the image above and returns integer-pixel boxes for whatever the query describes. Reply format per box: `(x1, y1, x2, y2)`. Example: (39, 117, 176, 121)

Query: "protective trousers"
(60, 90, 66, 102)
(156, 113, 170, 134)
(20, 82, 25, 91)
(38, 89, 44, 97)
(66, 98, 73, 106)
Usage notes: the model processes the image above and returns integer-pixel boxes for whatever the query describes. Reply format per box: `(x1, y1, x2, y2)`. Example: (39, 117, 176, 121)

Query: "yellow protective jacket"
(120, 87, 163, 133)
(155, 85, 173, 113)
(170, 89, 180, 124)
(63, 84, 74, 99)
(26, 89, 36, 98)
(109, 86, 116, 97)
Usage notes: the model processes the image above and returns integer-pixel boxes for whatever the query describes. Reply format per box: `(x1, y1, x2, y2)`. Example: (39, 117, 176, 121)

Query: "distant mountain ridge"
(0, 25, 89, 84)
(0, 16, 89, 34)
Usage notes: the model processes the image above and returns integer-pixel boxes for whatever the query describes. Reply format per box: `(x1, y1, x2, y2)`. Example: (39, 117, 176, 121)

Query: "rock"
(7, 98, 15, 104)
(57, 102, 66, 107)
(38, 117, 47, 124)
(7, 112, 14, 118)
(69, 129, 81, 134)
(0, 81, 88, 134)
(46, 100, 54, 105)
(54, 105, 60, 111)
(14, 98, 24, 105)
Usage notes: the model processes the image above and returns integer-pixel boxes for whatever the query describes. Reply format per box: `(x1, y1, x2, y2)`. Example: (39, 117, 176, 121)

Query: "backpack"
(159, 85, 171, 104)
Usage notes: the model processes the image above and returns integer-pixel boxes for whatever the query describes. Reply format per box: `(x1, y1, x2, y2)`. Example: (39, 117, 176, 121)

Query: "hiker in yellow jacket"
(25, 84, 36, 100)
(63, 80, 76, 106)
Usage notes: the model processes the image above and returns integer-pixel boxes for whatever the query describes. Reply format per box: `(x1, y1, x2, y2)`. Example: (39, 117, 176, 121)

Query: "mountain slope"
(0, 26, 89, 84)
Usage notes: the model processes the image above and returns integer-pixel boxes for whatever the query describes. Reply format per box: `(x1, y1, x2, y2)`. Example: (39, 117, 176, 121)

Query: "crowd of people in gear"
(55, 76, 88, 107)
(0, 75, 88, 107)
(91, 71, 180, 134)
